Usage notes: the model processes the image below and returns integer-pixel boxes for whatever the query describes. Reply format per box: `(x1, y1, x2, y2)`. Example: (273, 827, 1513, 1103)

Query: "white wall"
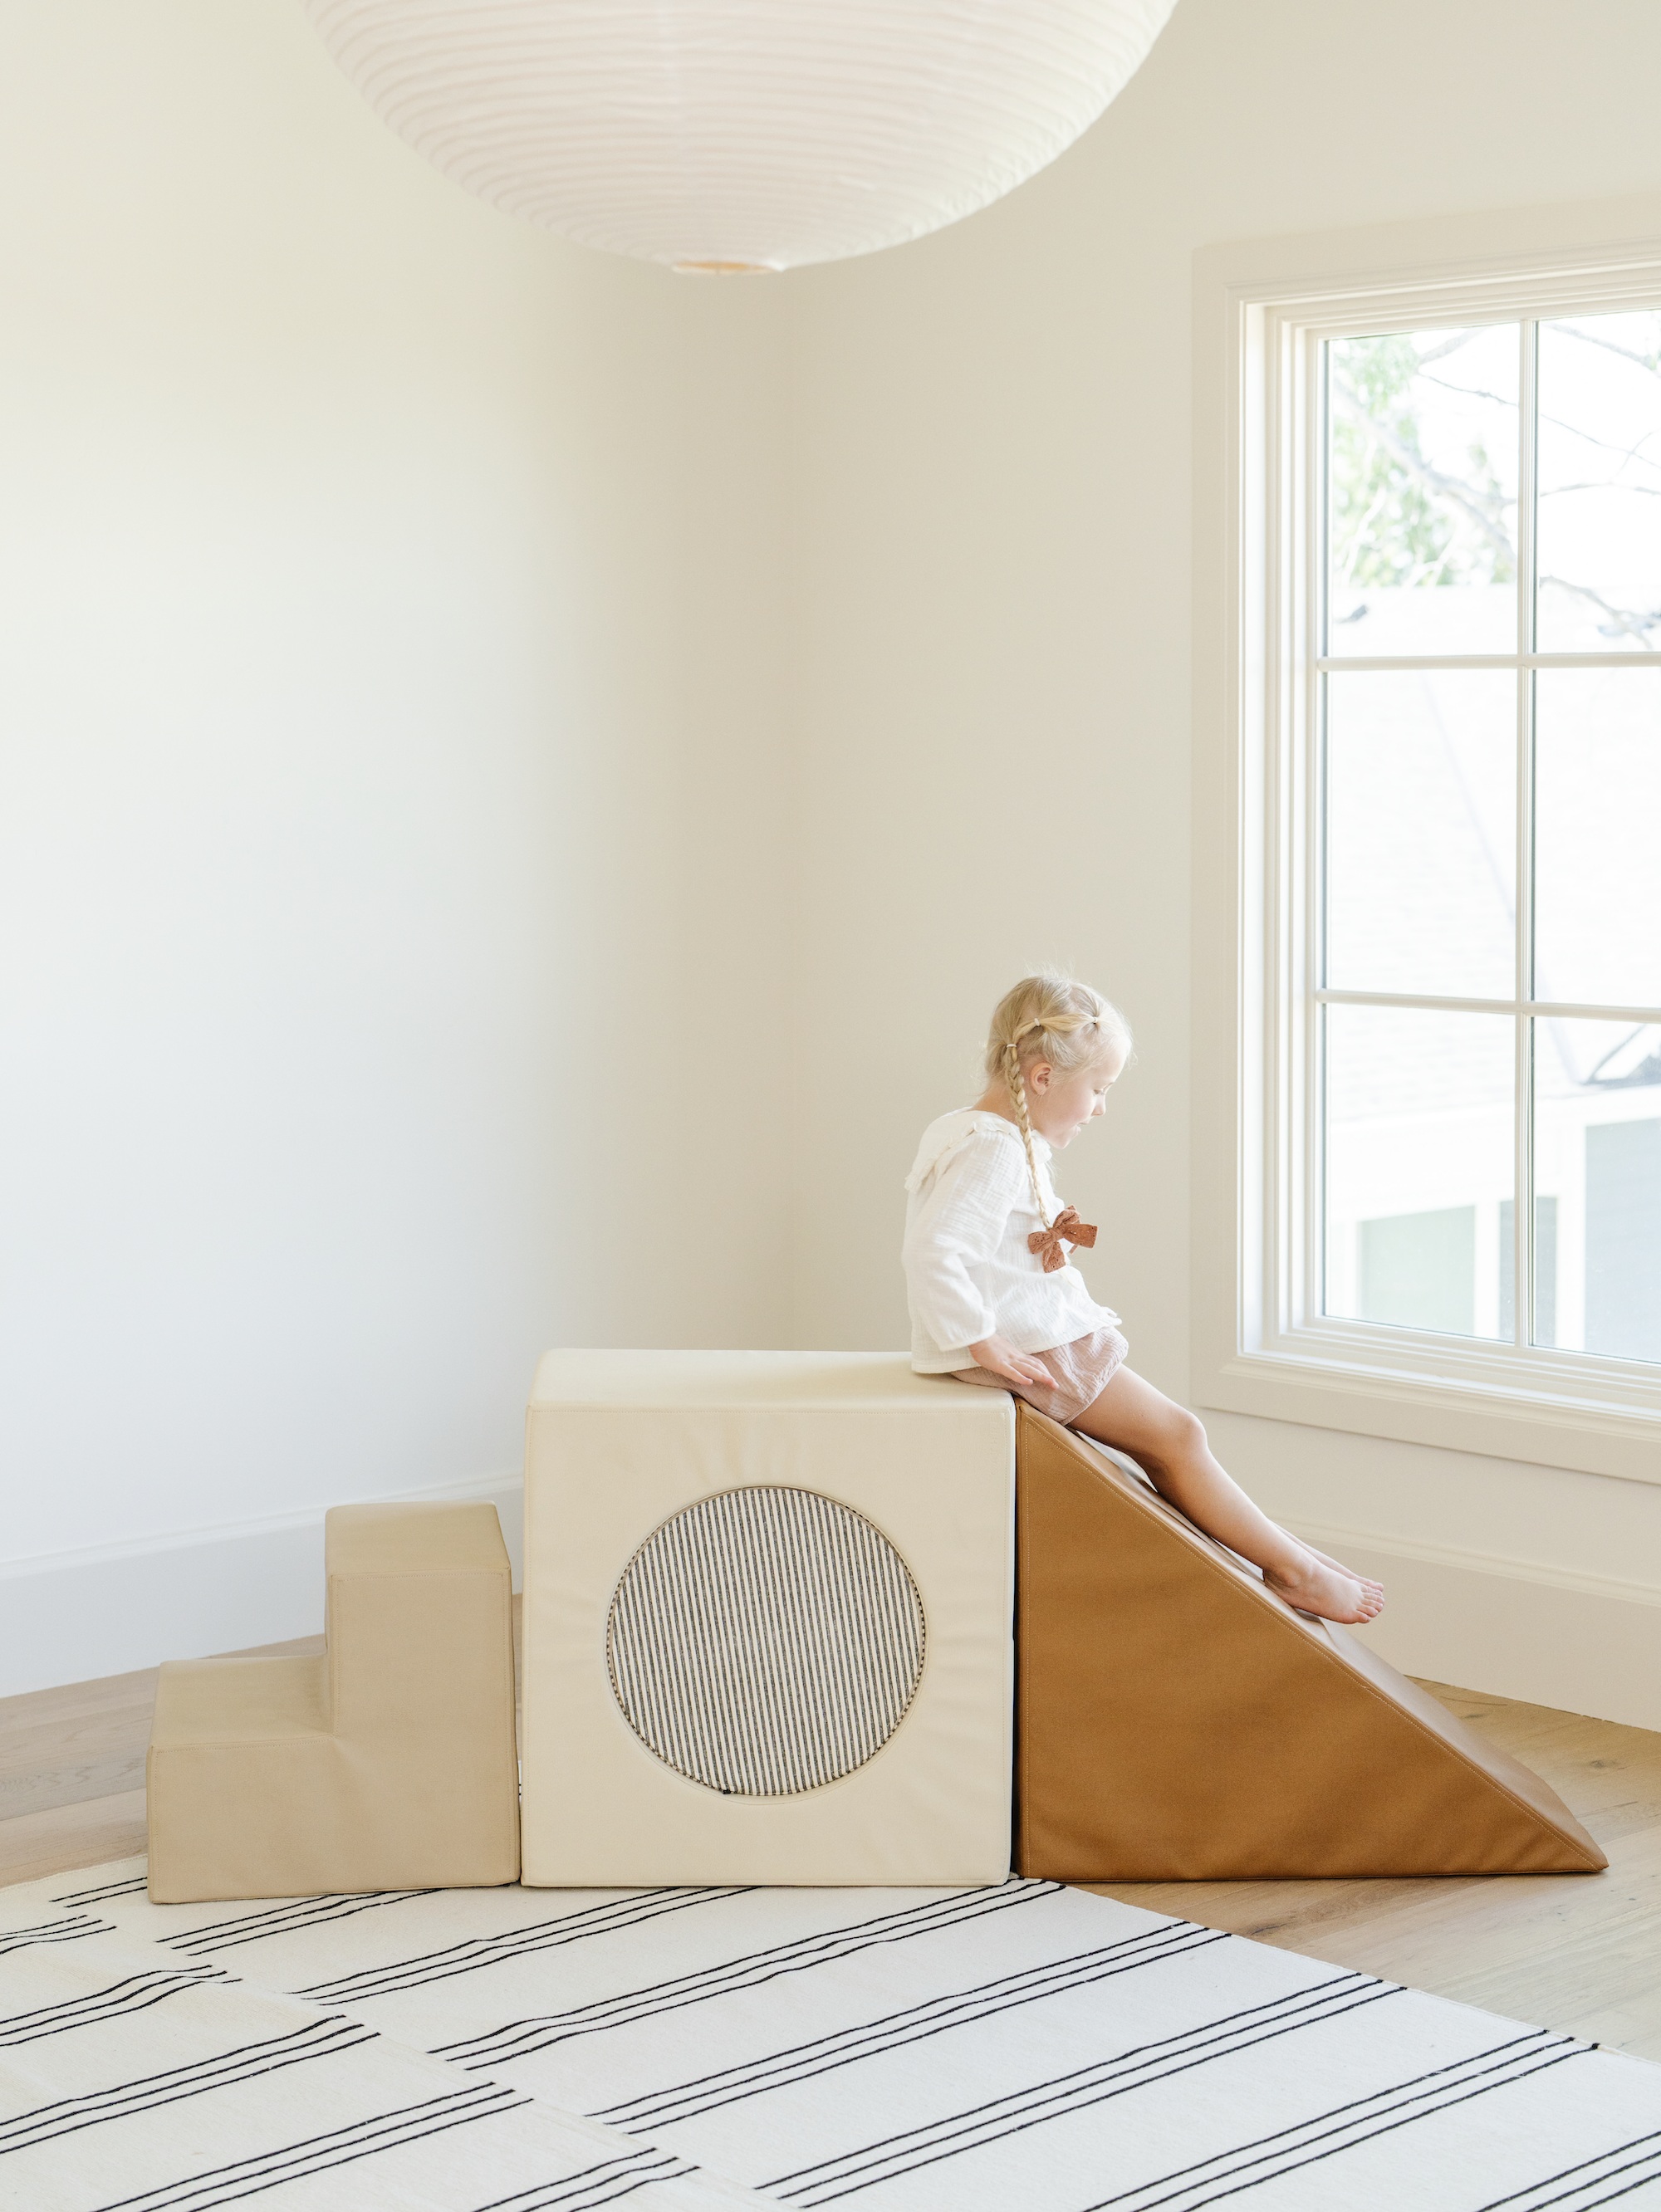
(784, 0, 1661, 1725)
(8, 0, 1661, 1724)
(0, 0, 793, 1691)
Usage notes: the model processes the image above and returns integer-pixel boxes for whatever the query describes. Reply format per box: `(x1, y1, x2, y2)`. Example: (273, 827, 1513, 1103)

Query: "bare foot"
(1307, 1546, 1384, 1600)
(1263, 1547, 1384, 1624)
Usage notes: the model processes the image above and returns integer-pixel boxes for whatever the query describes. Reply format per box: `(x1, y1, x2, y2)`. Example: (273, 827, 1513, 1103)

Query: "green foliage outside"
(1330, 335, 1515, 592)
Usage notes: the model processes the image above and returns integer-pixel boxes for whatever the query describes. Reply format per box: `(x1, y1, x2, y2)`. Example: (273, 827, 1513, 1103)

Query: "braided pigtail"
(1003, 1034, 1050, 1226)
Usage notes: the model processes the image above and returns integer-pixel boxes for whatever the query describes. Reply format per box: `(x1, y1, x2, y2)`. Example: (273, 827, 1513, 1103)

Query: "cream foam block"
(521, 1348, 1014, 1887)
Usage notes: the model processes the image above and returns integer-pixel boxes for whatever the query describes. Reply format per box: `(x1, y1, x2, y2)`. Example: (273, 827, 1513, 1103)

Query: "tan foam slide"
(1015, 1406, 1606, 1880)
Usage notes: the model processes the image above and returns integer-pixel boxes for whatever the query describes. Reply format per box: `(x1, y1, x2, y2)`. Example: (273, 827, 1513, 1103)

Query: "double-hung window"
(1195, 216, 1661, 1480)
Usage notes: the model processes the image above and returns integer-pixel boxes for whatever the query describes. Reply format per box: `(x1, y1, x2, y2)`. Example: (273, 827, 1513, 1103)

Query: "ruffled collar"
(903, 1108, 1051, 1193)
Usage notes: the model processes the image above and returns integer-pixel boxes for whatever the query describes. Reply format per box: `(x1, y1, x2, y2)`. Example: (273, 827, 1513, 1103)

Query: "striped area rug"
(2, 1863, 1659, 2210)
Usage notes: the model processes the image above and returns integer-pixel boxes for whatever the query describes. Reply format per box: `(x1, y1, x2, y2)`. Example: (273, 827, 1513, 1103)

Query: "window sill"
(1199, 1324, 1661, 1485)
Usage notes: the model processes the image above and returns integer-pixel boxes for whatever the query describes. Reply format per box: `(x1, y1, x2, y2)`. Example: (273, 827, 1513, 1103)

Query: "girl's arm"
(903, 1138, 1047, 1382)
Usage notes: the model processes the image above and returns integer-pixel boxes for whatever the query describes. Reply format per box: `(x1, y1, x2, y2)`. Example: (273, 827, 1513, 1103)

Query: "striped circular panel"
(606, 1486, 926, 1797)
(302, 2, 1178, 270)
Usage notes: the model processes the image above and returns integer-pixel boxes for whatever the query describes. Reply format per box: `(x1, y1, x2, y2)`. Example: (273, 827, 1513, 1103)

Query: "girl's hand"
(969, 1335, 1051, 1388)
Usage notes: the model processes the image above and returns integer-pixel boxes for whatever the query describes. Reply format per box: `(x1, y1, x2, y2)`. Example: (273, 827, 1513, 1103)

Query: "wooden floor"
(4, 1631, 1659, 2061)
(1086, 1683, 1661, 2061)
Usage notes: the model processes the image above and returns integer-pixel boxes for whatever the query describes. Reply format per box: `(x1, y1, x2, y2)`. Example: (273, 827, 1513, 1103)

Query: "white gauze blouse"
(901, 1108, 1120, 1374)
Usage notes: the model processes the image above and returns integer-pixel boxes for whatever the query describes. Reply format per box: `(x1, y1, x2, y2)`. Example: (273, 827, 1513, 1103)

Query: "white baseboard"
(8, 1475, 1653, 1740)
(1286, 1517, 1661, 1733)
(0, 1476, 525, 1700)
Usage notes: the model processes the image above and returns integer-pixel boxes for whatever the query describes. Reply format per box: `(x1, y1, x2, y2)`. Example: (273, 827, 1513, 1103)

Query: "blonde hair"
(984, 973, 1132, 1225)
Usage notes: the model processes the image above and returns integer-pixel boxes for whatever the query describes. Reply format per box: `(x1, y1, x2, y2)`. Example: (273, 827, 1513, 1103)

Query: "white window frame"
(1192, 198, 1661, 1485)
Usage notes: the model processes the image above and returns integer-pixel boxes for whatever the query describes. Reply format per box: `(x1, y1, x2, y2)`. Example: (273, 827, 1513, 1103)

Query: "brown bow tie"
(1028, 1206, 1098, 1273)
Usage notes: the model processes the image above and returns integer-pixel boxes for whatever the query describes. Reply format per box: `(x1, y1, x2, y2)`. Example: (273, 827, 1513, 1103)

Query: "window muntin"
(1316, 310, 1661, 1368)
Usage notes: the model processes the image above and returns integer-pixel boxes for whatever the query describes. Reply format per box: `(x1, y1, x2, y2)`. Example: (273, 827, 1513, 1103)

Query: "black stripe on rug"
(1069, 2030, 1590, 2209)
(296, 1887, 752, 2004)
(595, 1924, 1231, 2127)
(795, 2030, 1585, 2208)
(0, 1915, 114, 1957)
(435, 1881, 1068, 2068)
(154, 1890, 439, 1955)
(551, 2166, 703, 2212)
(1468, 2124, 1661, 2212)
(1105, 2043, 1594, 2210)
(468, 2147, 703, 2212)
(763, 1975, 1405, 2200)
(0, 1965, 229, 2048)
(51, 1876, 149, 1908)
(0, 2014, 376, 2156)
(85, 2081, 528, 2211)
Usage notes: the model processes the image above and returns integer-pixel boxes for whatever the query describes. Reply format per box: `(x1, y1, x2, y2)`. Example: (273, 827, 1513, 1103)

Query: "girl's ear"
(1027, 1060, 1053, 1096)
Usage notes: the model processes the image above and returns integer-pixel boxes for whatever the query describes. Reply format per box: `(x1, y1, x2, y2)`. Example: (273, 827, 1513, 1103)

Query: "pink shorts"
(951, 1324, 1130, 1427)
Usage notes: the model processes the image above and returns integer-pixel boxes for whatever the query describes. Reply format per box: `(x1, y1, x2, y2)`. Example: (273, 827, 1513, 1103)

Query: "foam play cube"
(521, 1349, 1015, 1887)
(1015, 1407, 1607, 1878)
(146, 1501, 520, 1901)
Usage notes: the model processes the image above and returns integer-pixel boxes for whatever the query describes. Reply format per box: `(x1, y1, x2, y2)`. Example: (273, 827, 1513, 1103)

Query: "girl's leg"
(1071, 1366, 1384, 1625)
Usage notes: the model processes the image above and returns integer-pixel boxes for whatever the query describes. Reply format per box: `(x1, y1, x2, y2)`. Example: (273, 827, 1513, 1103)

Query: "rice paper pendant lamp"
(302, 0, 1178, 272)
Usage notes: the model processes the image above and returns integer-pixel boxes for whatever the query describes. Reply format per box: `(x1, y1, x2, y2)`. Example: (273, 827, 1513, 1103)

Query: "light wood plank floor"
(1086, 1682, 1661, 2062)
(3, 1633, 1657, 2061)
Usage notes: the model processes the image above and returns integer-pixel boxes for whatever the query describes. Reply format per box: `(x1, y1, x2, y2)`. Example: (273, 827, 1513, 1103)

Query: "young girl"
(903, 972, 1384, 1626)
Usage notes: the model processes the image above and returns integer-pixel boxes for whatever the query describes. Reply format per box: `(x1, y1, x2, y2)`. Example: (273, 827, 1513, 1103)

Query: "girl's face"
(1027, 1045, 1126, 1146)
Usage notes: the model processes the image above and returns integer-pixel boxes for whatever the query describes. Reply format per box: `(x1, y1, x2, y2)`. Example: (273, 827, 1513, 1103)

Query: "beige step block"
(147, 1501, 518, 1901)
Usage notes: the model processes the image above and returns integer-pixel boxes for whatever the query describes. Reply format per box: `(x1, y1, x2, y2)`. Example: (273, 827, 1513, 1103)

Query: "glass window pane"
(1534, 669, 1661, 1010)
(1325, 671, 1515, 999)
(1534, 1018, 1661, 1362)
(1497, 1195, 1555, 1341)
(1327, 323, 1519, 656)
(1536, 309, 1661, 653)
(1325, 1005, 1515, 1338)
